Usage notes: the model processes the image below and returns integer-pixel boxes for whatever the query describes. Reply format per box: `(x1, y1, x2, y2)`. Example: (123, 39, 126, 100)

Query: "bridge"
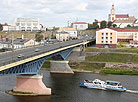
(0, 39, 95, 95)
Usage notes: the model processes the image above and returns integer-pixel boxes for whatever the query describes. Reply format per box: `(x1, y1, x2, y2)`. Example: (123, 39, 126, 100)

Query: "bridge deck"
(0, 40, 92, 71)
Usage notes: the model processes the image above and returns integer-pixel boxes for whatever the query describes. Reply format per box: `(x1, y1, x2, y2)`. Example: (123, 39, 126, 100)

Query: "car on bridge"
(17, 54, 24, 58)
(35, 48, 40, 52)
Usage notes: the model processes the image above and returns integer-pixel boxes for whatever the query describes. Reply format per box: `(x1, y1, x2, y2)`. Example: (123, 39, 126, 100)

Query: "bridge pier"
(13, 74, 51, 95)
(67, 47, 85, 61)
(50, 60, 74, 74)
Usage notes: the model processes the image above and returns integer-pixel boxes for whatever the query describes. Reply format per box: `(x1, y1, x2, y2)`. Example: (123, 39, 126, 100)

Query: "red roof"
(96, 28, 138, 32)
(116, 14, 129, 18)
(130, 40, 138, 42)
(111, 28, 138, 32)
(72, 22, 87, 24)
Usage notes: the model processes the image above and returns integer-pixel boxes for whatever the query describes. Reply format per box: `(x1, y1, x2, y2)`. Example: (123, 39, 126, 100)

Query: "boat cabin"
(106, 80, 121, 86)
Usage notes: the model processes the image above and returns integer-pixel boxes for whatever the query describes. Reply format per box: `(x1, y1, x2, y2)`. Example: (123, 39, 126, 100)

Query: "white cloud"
(0, 0, 137, 26)
(74, 3, 88, 11)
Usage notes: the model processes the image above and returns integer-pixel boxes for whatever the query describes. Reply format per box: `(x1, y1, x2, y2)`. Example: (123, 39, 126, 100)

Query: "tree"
(127, 24, 131, 28)
(88, 23, 93, 29)
(0, 24, 3, 31)
(52, 26, 59, 31)
(35, 33, 43, 42)
(100, 21, 107, 28)
(107, 21, 113, 28)
(93, 21, 99, 29)
(112, 24, 117, 28)
(87, 19, 99, 29)
(4, 22, 8, 26)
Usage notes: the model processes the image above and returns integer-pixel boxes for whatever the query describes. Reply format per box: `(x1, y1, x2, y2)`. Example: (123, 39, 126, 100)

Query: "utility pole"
(12, 32, 14, 62)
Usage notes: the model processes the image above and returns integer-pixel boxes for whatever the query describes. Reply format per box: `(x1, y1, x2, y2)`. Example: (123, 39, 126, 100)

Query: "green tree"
(87, 19, 99, 29)
(93, 22, 99, 29)
(52, 26, 59, 31)
(0, 24, 3, 31)
(88, 23, 93, 29)
(35, 33, 43, 42)
(107, 21, 113, 28)
(4, 22, 8, 26)
(112, 24, 117, 28)
(127, 24, 131, 28)
(100, 21, 107, 28)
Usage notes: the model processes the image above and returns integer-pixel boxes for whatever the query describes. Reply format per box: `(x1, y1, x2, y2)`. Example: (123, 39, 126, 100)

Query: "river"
(0, 70, 138, 102)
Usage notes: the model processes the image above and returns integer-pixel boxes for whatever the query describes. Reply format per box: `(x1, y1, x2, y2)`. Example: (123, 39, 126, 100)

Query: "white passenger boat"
(80, 79, 126, 92)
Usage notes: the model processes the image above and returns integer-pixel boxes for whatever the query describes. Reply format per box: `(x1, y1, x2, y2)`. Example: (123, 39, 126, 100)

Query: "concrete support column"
(13, 74, 51, 95)
(50, 60, 74, 74)
(67, 46, 85, 61)
(73, 47, 81, 52)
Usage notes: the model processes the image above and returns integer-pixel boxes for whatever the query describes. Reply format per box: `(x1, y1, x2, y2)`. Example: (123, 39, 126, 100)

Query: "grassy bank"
(6, 90, 34, 95)
(100, 68, 138, 75)
(70, 61, 138, 75)
(69, 61, 105, 72)
(86, 48, 138, 53)
(41, 60, 138, 75)
(41, 60, 50, 69)
(86, 53, 138, 64)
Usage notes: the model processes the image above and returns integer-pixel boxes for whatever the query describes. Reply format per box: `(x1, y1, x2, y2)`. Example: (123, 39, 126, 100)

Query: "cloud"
(0, 0, 137, 26)
(74, 3, 88, 11)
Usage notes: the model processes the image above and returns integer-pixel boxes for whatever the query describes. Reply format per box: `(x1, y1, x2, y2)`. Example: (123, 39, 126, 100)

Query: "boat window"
(118, 83, 122, 86)
(94, 82, 97, 84)
(106, 82, 118, 86)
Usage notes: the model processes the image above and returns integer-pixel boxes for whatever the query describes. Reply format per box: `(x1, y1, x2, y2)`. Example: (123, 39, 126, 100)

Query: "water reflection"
(15, 96, 51, 102)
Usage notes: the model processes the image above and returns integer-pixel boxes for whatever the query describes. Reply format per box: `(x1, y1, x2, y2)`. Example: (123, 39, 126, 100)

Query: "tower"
(108, 4, 116, 22)
(68, 20, 72, 27)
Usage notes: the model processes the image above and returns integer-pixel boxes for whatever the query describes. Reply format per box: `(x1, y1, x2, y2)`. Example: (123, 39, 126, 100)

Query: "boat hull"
(105, 87, 126, 92)
(80, 82, 126, 92)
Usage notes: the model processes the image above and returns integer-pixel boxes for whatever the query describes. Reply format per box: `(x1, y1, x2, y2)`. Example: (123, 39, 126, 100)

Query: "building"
(2, 25, 20, 32)
(133, 19, 138, 27)
(56, 32, 69, 41)
(58, 27, 77, 38)
(114, 29, 138, 42)
(108, 5, 137, 28)
(129, 30, 138, 48)
(96, 28, 117, 48)
(96, 28, 138, 48)
(68, 21, 88, 30)
(130, 40, 138, 48)
(71, 22, 88, 30)
(0, 38, 39, 49)
(13, 18, 41, 31)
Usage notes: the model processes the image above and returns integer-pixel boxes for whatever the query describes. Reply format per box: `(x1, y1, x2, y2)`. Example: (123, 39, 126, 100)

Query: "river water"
(0, 70, 138, 102)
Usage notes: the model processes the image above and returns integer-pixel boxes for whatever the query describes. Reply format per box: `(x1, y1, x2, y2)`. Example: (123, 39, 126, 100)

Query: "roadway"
(0, 39, 87, 67)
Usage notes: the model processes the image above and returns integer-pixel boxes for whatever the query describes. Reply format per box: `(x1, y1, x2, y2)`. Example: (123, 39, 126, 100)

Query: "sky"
(0, 0, 138, 27)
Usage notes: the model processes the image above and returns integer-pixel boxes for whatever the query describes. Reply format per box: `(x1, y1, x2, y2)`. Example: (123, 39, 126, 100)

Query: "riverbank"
(6, 90, 37, 96)
(6, 90, 51, 96)
(41, 60, 138, 75)
(69, 61, 138, 75)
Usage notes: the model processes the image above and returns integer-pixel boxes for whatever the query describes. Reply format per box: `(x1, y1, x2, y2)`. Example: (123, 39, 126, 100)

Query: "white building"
(71, 22, 88, 30)
(0, 38, 39, 49)
(58, 27, 77, 38)
(13, 18, 41, 31)
(56, 32, 69, 41)
(133, 19, 138, 27)
(2, 25, 20, 32)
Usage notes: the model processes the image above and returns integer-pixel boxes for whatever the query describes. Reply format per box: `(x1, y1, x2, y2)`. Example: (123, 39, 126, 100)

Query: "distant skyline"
(0, 0, 138, 27)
